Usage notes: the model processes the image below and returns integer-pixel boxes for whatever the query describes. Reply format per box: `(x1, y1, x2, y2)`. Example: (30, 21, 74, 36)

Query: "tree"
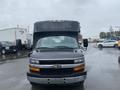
(106, 32, 111, 39)
(99, 28, 120, 39)
(109, 26, 113, 32)
(99, 32, 106, 39)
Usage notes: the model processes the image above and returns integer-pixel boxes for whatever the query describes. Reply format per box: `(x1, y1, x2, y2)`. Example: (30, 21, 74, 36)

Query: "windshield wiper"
(35, 47, 53, 49)
(35, 46, 77, 50)
(54, 46, 76, 49)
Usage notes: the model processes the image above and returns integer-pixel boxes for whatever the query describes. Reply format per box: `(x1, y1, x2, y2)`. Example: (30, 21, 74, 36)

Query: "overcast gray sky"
(0, 0, 120, 38)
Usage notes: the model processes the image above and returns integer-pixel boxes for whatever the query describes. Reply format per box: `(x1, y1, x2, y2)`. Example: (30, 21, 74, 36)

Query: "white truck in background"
(0, 27, 32, 50)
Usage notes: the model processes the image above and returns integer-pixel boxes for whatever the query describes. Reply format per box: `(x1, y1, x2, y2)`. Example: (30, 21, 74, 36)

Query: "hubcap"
(2, 50, 5, 54)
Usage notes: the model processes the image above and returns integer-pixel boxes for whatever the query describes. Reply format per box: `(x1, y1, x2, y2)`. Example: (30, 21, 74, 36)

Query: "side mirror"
(83, 39, 88, 48)
(79, 45, 86, 51)
(28, 52, 32, 57)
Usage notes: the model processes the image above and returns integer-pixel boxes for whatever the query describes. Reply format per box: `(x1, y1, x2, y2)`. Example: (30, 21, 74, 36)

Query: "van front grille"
(39, 60, 74, 65)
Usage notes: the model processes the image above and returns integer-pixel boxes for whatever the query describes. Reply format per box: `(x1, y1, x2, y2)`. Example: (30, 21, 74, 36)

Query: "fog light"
(29, 65, 40, 72)
(73, 64, 85, 72)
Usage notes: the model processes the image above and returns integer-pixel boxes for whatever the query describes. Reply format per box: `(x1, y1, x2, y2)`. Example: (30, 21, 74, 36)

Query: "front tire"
(72, 81, 84, 87)
(118, 56, 120, 64)
(30, 82, 39, 87)
(118, 47, 120, 50)
(114, 44, 118, 48)
(98, 44, 103, 48)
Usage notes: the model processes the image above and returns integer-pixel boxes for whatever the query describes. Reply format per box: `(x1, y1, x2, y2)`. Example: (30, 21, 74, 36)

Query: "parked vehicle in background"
(97, 40, 118, 48)
(0, 27, 32, 50)
(0, 41, 17, 55)
(118, 40, 120, 49)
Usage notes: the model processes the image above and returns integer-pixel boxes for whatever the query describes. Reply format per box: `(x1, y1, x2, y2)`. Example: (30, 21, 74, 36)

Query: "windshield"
(35, 36, 79, 49)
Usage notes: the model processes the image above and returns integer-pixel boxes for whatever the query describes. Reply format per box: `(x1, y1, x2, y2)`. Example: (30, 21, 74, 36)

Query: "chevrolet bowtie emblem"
(52, 64, 62, 69)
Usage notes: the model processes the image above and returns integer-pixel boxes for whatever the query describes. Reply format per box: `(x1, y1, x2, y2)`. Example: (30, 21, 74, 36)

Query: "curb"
(0, 55, 28, 61)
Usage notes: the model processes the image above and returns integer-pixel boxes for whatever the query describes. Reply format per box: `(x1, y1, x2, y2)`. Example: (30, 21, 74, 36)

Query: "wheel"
(30, 82, 39, 87)
(118, 47, 120, 50)
(114, 44, 118, 48)
(98, 44, 103, 48)
(1, 49, 6, 55)
(72, 81, 84, 87)
(118, 56, 120, 64)
(78, 81, 84, 86)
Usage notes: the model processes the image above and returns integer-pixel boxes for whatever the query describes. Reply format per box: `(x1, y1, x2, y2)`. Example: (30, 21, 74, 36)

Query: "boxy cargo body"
(27, 20, 87, 86)
(0, 27, 28, 45)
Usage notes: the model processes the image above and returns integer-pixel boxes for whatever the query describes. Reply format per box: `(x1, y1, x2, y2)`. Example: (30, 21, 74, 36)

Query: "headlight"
(74, 58, 84, 64)
(29, 65, 40, 72)
(73, 64, 85, 72)
(115, 41, 118, 44)
(30, 58, 39, 64)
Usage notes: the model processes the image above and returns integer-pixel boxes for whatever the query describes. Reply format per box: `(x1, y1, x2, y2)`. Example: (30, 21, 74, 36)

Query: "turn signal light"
(73, 64, 85, 72)
(29, 65, 40, 72)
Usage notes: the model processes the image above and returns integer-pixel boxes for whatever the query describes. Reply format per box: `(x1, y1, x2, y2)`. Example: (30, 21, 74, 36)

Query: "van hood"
(30, 49, 84, 60)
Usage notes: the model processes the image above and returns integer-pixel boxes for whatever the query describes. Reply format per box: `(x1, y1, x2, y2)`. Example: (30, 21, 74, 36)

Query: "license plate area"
(48, 78, 65, 84)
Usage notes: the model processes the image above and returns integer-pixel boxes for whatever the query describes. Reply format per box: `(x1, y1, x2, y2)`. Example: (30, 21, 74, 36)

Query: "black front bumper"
(27, 71, 87, 85)
(27, 71, 87, 78)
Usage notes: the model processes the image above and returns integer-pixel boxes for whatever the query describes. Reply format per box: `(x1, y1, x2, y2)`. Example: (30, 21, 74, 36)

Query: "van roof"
(34, 20, 80, 33)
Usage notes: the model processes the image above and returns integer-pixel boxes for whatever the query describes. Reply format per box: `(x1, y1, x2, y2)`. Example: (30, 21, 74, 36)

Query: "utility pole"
(109, 26, 115, 38)
(27, 26, 30, 33)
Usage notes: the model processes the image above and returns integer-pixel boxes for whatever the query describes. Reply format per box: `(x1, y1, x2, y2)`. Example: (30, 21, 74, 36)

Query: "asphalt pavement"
(0, 44, 120, 90)
(0, 50, 29, 61)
